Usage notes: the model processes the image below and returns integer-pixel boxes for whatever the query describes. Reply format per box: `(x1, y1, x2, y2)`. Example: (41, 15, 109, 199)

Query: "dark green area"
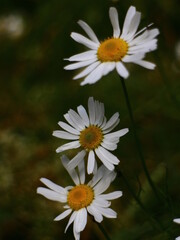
(0, 0, 180, 239)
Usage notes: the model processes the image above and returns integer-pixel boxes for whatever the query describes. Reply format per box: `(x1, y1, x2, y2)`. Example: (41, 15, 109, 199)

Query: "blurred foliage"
(0, 0, 180, 239)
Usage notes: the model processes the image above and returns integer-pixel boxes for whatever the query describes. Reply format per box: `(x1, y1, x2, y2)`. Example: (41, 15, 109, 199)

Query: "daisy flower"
(173, 218, 180, 240)
(53, 97, 129, 174)
(37, 155, 122, 240)
(64, 6, 159, 85)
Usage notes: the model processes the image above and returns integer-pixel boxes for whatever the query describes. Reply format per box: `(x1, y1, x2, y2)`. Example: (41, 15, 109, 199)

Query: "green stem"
(96, 222, 111, 240)
(120, 76, 161, 202)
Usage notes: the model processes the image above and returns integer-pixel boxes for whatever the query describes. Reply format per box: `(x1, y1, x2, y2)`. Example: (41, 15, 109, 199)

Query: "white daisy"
(37, 155, 122, 240)
(64, 6, 159, 85)
(173, 218, 180, 240)
(53, 97, 129, 174)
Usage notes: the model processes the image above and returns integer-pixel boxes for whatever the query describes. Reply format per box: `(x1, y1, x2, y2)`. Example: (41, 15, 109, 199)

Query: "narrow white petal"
(52, 130, 79, 140)
(99, 191, 123, 200)
(58, 121, 80, 135)
(77, 105, 90, 127)
(66, 50, 97, 62)
(64, 113, 82, 131)
(65, 211, 78, 232)
(68, 150, 86, 170)
(102, 62, 116, 76)
(78, 20, 99, 43)
(40, 178, 67, 194)
(109, 7, 121, 38)
(71, 32, 98, 50)
(64, 59, 96, 70)
(116, 62, 129, 79)
(37, 187, 67, 202)
(73, 61, 100, 80)
(93, 172, 116, 195)
(87, 205, 103, 222)
(54, 209, 72, 221)
(173, 218, 180, 224)
(122, 53, 145, 62)
(68, 109, 86, 130)
(105, 128, 129, 139)
(61, 155, 80, 185)
(133, 60, 156, 69)
(80, 63, 105, 85)
(101, 141, 117, 151)
(88, 165, 107, 187)
(93, 198, 110, 207)
(95, 148, 115, 171)
(87, 150, 96, 174)
(98, 146, 120, 165)
(175, 237, 180, 240)
(56, 141, 80, 153)
(102, 112, 119, 131)
(121, 6, 136, 38)
(78, 158, 85, 184)
(74, 208, 87, 232)
(88, 97, 96, 125)
(96, 206, 117, 218)
(102, 119, 120, 134)
(124, 12, 141, 41)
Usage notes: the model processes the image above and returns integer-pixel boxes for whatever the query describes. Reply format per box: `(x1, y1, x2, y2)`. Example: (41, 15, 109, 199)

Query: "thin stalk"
(96, 222, 111, 240)
(120, 76, 161, 202)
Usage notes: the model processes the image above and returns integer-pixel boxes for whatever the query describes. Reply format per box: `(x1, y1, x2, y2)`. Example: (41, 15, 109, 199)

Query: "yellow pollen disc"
(79, 125, 103, 151)
(97, 38, 128, 62)
(67, 185, 94, 210)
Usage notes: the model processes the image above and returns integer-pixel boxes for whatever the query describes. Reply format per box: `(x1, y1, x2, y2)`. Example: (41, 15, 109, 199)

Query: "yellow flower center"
(79, 125, 103, 150)
(67, 185, 94, 210)
(97, 38, 128, 62)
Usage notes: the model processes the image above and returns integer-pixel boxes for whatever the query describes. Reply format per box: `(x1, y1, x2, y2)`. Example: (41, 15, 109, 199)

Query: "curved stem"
(120, 76, 161, 202)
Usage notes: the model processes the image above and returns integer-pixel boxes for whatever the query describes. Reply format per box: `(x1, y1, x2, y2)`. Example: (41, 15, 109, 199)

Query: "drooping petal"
(78, 158, 85, 184)
(56, 141, 81, 153)
(54, 209, 72, 221)
(87, 205, 103, 222)
(116, 62, 129, 79)
(74, 208, 87, 232)
(98, 191, 123, 200)
(37, 187, 67, 202)
(133, 59, 156, 69)
(95, 148, 115, 171)
(87, 150, 95, 174)
(78, 20, 100, 43)
(97, 146, 120, 165)
(71, 32, 99, 50)
(40, 178, 67, 194)
(73, 61, 100, 80)
(65, 211, 78, 232)
(64, 59, 96, 70)
(67, 150, 86, 170)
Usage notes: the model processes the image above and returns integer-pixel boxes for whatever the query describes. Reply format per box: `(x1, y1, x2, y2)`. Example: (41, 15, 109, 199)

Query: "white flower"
(64, 6, 159, 85)
(53, 97, 129, 174)
(37, 155, 122, 240)
(173, 218, 180, 240)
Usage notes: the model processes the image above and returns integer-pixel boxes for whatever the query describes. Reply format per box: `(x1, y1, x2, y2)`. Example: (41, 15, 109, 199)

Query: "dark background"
(0, 0, 180, 239)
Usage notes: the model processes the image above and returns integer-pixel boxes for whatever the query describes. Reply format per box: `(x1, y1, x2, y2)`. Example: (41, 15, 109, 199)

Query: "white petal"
(68, 150, 86, 170)
(102, 62, 116, 76)
(95, 206, 117, 218)
(97, 146, 119, 165)
(102, 112, 119, 131)
(124, 12, 141, 41)
(88, 165, 107, 187)
(37, 187, 67, 202)
(87, 205, 103, 222)
(105, 128, 129, 139)
(66, 50, 97, 62)
(71, 32, 98, 50)
(78, 158, 85, 184)
(93, 198, 110, 207)
(68, 109, 86, 130)
(74, 208, 87, 232)
(56, 141, 80, 153)
(133, 60, 155, 69)
(65, 211, 78, 232)
(116, 62, 129, 79)
(40, 178, 67, 194)
(54, 209, 72, 221)
(121, 6, 136, 38)
(58, 121, 79, 135)
(80, 63, 105, 85)
(122, 53, 145, 62)
(99, 191, 123, 200)
(87, 151, 96, 174)
(64, 113, 82, 131)
(109, 7, 120, 38)
(61, 155, 80, 185)
(52, 130, 79, 140)
(174, 218, 180, 224)
(78, 20, 99, 43)
(95, 148, 115, 171)
(101, 141, 117, 151)
(64, 58, 96, 70)
(73, 61, 100, 80)
(88, 97, 96, 125)
(77, 105, 90, 127)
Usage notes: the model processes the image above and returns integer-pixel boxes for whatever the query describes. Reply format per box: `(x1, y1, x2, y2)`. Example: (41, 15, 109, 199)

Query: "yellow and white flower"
(37, 155, 122, 240)
(65, 6, 159, 85)
(53, 97, 128, 173)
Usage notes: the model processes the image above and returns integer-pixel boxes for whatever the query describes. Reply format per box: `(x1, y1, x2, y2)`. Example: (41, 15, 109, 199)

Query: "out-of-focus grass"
(0, 0, 180, 239)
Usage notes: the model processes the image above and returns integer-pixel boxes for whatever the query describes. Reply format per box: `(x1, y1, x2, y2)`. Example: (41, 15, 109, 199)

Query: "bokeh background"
(0, 0, 180, 239)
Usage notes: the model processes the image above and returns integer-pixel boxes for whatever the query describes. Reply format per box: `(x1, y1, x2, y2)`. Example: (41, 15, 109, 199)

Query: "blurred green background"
(0, 0, 180, 239)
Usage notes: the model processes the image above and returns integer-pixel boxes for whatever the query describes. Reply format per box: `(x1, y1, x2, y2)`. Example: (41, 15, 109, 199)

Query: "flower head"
(53, 97, 128, 174)
(65, 6, 159, 85)
(37, 155, 122, 240)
